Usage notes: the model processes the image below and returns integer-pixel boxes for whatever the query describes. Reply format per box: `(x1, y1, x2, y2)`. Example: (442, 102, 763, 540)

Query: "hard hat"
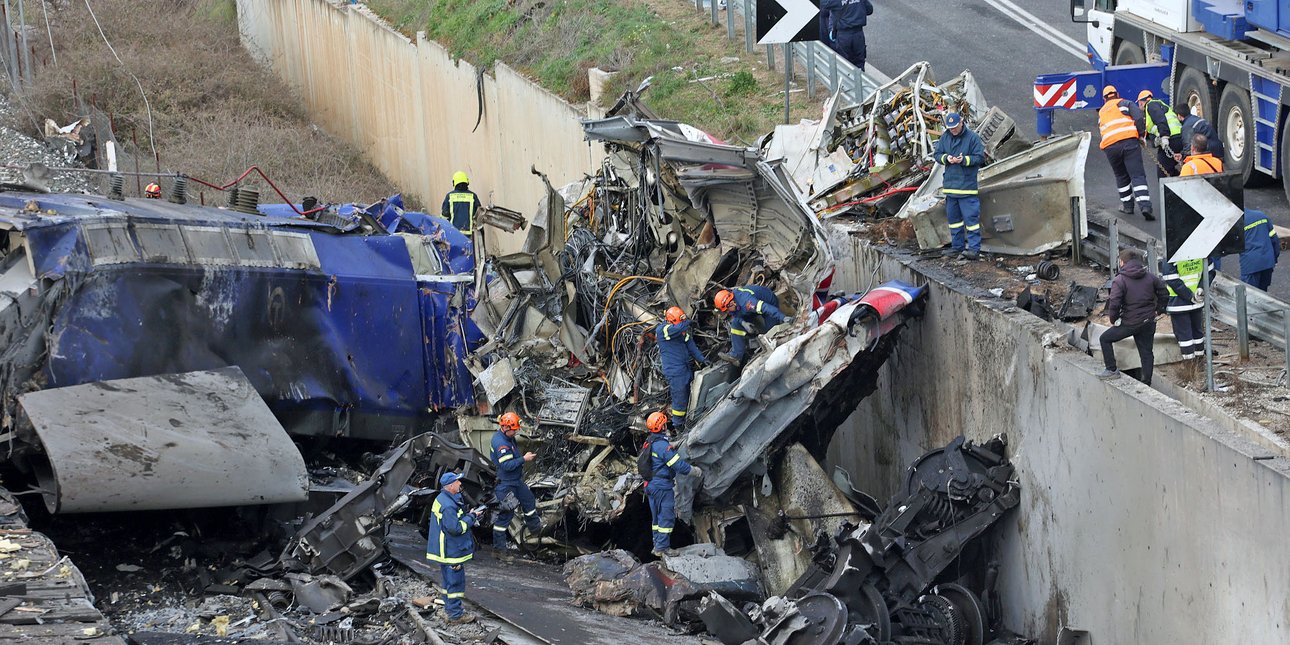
(439, 471, 463, 487)
(1102, 85, 1119, 98)
(665, 306, 686, 325)
(944, 112, 963, 129)
(647, 411, 669, 433)
(499, 412, 521, 431)
(452, 171, 469, 186)
(144, 183, 161, 198)
(1137, 89, 1153, 101)
(714, 290, 735, 312)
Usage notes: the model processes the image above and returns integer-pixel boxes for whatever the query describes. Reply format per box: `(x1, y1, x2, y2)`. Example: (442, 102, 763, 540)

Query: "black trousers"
(1104, 139, 1152, 214)
(835, 27, 866, 70)
(1100, 318, 1157, 385)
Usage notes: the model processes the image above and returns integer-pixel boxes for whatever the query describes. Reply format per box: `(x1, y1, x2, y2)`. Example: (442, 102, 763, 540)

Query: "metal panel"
(270, 230, 321, 270)
(228, 228, 278, 266)
(82, 223, 139, 266)
(19, 367, 309, 513)
(133, 224, 191, 264)
(179, 226, 236, 266)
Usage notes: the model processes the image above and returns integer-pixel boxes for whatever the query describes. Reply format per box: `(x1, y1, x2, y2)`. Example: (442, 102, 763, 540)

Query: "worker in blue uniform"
(426, 471, 482, 625)
(819, 0, 872, 70)
(441, 171, 483, 239)
(643, 411, 700, 558)
(932, 112, 986, 260)
(655, 306, 708, 431)
(713, 285, 788, 361)
(1240, 208, 1281, 291)
(490, 412, 541, 550)
(1159, 257, 1212, 359)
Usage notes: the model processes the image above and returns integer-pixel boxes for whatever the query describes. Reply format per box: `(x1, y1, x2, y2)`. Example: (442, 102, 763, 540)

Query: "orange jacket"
(1180, 153, 1223, 176)
(1098, 100, 1140, 149)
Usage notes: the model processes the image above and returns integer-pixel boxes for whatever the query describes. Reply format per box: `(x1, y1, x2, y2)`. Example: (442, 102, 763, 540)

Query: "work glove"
(718, 353, 740, 366)
(690, 466, 703, 478)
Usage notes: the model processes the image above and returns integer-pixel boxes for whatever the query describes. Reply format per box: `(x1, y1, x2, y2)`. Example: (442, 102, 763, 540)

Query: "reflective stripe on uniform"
(671, 409, 686, 417)
(493, 525, 508, 532)
(656, 526, 673, 533)
(497, 454, 514, 463)
(1246, 218, 1270, 231)
(963, 156, 972, 167)
(943, 188, 979, 195)
(755, 301, 764, 313)
(662, 325, 673, 340)
(948, 221, 965, 229)
(447, 592, 466, 599)
(666, 454, 681, 467)
(1098, 101, 1138, 148)
(966, 224, 981, 231)
(730, 328, 746, 336)
(427, 552, 472, 564)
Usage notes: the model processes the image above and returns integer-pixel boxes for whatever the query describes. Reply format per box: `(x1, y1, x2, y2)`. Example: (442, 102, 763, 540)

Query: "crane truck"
(1037, 0, 1290, 203)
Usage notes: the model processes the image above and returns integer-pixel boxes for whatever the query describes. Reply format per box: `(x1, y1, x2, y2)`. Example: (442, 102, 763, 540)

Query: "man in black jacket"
(820, 0, 872, 70)
(1098, 249, 1168, 384)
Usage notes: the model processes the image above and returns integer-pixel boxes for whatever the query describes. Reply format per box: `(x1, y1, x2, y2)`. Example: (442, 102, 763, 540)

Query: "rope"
(83, 0, 156, 158)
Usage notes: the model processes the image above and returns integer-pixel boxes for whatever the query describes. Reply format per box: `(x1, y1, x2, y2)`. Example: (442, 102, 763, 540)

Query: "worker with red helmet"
(644, 411, 700, 557)
(489, 412, 541, 550)
(713, 285, 787, 361)
(654, 306, 708, 431)
(144, 183, 161, 199)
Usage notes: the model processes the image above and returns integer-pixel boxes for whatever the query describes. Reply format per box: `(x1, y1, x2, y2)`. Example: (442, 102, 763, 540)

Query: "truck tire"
(1114, 41, 1145, 66)
(1218, 84, 1273, 186)
(1174, 67, 1213, 122)
(1280, 120, 1290, 205)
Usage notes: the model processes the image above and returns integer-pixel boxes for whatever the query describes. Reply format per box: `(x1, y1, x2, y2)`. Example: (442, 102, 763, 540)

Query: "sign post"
(757, 0, 820, 125)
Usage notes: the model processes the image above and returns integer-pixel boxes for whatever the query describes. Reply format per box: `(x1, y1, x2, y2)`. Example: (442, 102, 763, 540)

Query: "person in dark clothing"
(441, 171, 483, 238)
(1136, 90, 1183, 177)
(1098, 86, 1154, 221)
(1178, 110, 1225, 161)
(819, 5, 835, 51)
(820, 0, 872, 70)
(1099, 249, 1168, 384)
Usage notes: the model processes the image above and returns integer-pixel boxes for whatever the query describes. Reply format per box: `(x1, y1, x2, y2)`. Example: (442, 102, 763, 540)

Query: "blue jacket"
(491, 430, 525, 483)
(730, 285, 787, 359)
(441, 189, 482, 234)
(820, 0, 872, 30)
(1241, 209, 1280, 275)
(426, 489, 476, 564)
(646, 434, 692, 490)
(933, 127, 986, 195)
(656, 319, 706, 377)
(1180, 114, 1225, 159)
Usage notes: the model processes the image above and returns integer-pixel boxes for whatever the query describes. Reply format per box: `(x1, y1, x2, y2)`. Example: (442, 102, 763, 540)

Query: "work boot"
(962, 249, 980, 261)
(494, 541, 519, 552)
(651, 548, 679, 558)
(1096, 368, 1121, 380)
(941, 248, 961, 257)
(1120, 205, 1135, 215)
(1142, 211, 1156, 222)
(446, 613, 477, 625)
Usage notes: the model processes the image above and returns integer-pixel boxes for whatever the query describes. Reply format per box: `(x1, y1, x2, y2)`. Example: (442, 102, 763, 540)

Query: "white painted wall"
(236, 0, 601, 253)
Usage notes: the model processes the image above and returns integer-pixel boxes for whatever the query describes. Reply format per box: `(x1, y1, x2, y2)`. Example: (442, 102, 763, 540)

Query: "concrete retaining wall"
(826, 229, 1290, 643)
(236, 0, 601, 252)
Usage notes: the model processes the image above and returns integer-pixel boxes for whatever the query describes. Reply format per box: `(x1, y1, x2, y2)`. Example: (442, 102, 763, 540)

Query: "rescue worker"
(1159, 255, 1211, 360)
(1179, 134, 1223, 176)
(441, 171, 482, 237)
(655, 306, 708, 431)
(713, 285, 787, 362)
(426, 471, 482, 625)
(644, 411, 700, 558)
(490, 412, 541, 550)
(1179, 108, 1224, 161)
(819, 0, 873, 71)
(1099, 249, 1168, 384)
(1099, 86, 1154, 221)
(932, 112, 986, 260)
(1137, 89, 1184, 177)
(144, 183, 161, 199)
(1240, 208, 1280, 290)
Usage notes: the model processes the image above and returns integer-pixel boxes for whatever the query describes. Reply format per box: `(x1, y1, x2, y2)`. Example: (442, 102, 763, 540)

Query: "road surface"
(863, 0, 1290, 299)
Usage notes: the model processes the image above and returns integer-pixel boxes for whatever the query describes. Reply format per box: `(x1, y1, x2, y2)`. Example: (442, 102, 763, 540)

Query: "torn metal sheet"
(904, 132, 1092, 255)
(18, 367, 308, 513)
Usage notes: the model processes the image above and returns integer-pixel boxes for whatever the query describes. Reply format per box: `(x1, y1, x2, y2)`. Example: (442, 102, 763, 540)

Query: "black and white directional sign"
(757, 0, 820, 45)
(1161, 173, 1245, 263)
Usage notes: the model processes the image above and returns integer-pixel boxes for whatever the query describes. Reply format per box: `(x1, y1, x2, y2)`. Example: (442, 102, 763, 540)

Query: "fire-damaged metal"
(282, 432, 493, 581)
(17, 367, 309, 513)
(699, 435, 1021, 645)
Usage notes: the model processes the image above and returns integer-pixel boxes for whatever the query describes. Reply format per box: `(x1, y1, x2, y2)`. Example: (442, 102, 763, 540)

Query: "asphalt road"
(862, 0, 1290, 299)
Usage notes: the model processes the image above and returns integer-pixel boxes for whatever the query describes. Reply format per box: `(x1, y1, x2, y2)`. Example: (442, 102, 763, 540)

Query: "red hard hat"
(665, 306, 686, 325)
(499, 412, 521, 431)
(714, 290, 734, 312)
(646, 411, 669, 433)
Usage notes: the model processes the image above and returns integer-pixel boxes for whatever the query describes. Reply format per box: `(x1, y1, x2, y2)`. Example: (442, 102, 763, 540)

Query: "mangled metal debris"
(763, 62, 1090, 257)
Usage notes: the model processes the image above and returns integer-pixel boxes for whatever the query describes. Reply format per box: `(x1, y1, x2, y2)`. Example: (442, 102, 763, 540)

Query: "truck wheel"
(1280, 120, 1290, 205)
(1218, 84, 1273, 186)
(1114, 41, 1145, 66)
(1174, 67, 1213, 122)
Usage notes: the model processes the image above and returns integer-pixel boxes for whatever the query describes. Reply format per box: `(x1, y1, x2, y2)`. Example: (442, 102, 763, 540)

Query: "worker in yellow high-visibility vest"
(441, 171, 483, 238)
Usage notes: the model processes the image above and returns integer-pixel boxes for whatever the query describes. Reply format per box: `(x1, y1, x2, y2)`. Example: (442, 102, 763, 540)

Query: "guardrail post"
(744, 0, 754, 53)
(806, 42, 816, 99)
(1236, 283, 1249, 360)
(829, 52, 839, 94)
(1108, 218, 1119, 276)
(726, 0, 734, 39)
(1070, 197, 1083, 264)
(711, 0, 718, 25)
(1146, 243, 1158, 275)
(850, 64, 862, 104)
(1204, 268, 1215, 392)
(767, 43, 775, 71)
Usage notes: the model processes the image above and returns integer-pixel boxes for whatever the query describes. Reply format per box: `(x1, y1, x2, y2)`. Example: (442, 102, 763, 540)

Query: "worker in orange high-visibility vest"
(1179, 133, 1224, 177)
(1099, 86, 1154, 221)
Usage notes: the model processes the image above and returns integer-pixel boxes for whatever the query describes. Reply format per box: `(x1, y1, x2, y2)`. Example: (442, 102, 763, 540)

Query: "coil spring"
(108, 174, 124, 200)
(167, 175, 187, 204)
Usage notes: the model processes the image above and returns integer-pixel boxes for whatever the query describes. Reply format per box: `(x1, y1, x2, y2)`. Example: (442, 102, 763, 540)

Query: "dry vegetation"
(9, 0, 401, 204)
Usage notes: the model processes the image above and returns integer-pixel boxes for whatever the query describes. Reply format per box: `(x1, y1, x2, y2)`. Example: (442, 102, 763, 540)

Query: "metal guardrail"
(690, 0, 881, 107)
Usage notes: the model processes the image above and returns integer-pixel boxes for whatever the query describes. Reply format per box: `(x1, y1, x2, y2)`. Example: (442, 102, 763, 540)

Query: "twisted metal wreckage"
(0, 60, 1075, 643)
